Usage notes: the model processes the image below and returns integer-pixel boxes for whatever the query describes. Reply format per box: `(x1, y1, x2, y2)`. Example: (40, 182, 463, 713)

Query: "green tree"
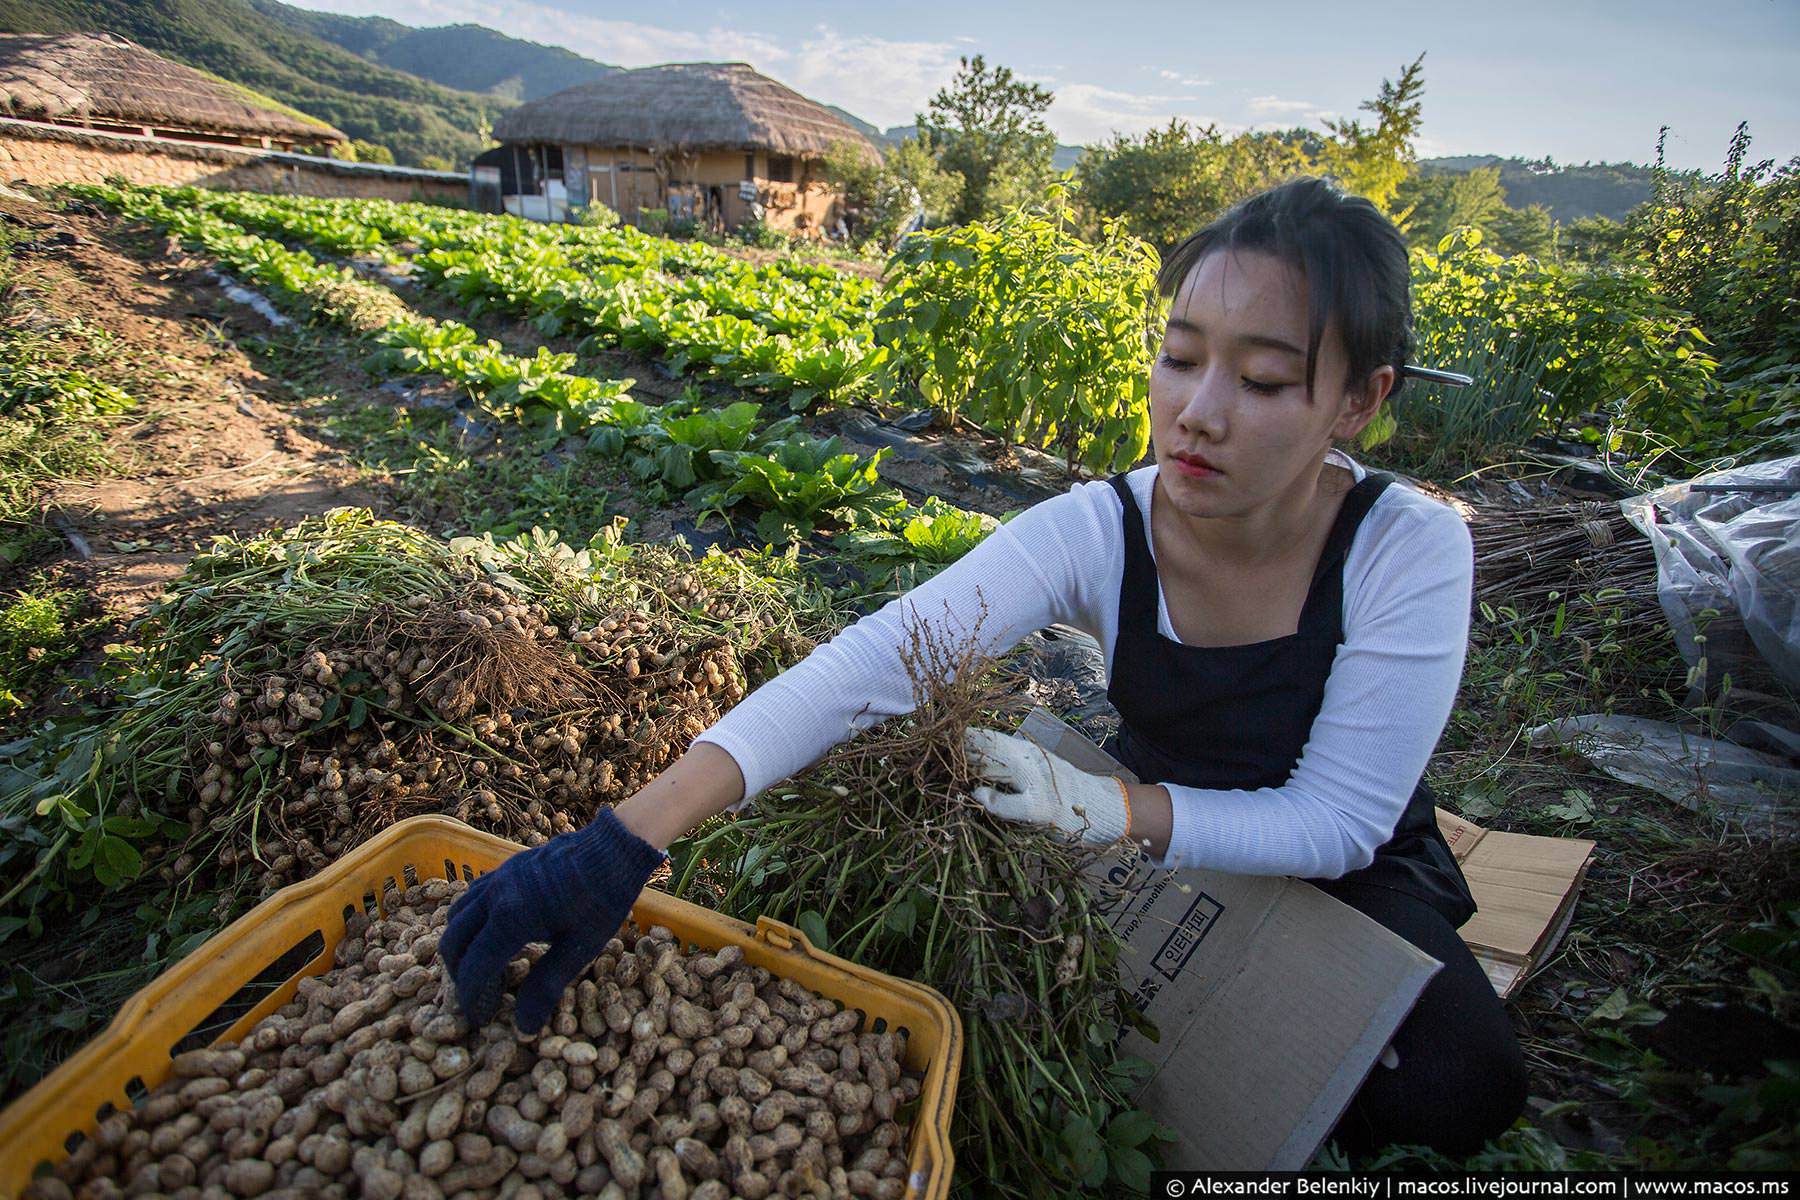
(918, 55, 1057, 223)
(1558, 214, 1635, 265)
(1396, 167, 1508, 247)
(1394, 167, 1554, 258)
(1075, 120, 1302, 250)
(823, 138, 962, 247)
(1486, 203, 1556, 259)
(1308, 53, 1427, 212)
(337, 139, 396, 165)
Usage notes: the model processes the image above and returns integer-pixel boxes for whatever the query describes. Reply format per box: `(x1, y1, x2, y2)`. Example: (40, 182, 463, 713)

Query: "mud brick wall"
(0, 119, 466, 205)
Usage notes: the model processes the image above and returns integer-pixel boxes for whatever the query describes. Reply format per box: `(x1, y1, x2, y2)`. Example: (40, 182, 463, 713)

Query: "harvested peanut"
(29, 881, 919, 1198)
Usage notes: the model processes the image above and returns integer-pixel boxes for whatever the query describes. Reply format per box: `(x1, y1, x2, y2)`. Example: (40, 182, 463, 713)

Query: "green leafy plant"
(627, 399, 795, 496)
(711, 439, 903, 543)
(1363, 312, 1556, 478)
(575, 201, 620, 229)
(636, 207, 671, 236)
(1633, 123, 1800, 458)
(836, 496, 997, 567)
(877, 183, 1159, 474)
(1407, 227, 1718, 465)
(0, 588, 88, 717)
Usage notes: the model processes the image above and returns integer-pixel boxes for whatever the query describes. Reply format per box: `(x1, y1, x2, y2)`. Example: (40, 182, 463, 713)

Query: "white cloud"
(1156, 69, 1213, 88)
(1050, 83, 1222, 144)
(296, 0, 959, 130)
(776, 29, 966, 129)
(1246, 95, 1320, 116)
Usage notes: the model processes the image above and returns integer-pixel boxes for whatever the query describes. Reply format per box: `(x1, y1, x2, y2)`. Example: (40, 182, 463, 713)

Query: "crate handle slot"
(169, 928, 326, 1057)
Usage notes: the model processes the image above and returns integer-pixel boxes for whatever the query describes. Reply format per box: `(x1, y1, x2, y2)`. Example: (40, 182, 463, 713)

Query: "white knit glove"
(963, 727, 1132, 845)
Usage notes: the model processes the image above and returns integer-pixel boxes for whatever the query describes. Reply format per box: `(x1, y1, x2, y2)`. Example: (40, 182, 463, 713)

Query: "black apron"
(1102, 470, 1477, 928)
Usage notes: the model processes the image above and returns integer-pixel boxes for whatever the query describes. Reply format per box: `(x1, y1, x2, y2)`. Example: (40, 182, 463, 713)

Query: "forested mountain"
(0, 0, 508, 166)
(255, 1, 621, 102)
(1418, 155, 1657, 223)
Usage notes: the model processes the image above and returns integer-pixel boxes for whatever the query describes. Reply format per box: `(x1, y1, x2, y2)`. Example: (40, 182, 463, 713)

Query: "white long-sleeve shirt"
(693, 451, 1474, 878)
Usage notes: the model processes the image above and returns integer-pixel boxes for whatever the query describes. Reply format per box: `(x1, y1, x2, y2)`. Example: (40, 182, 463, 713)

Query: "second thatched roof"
(0, 31, 344, 145)
(493, 63, 878, 163)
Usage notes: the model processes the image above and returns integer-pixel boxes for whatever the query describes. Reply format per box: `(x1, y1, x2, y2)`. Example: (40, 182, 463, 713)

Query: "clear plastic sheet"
(1622, 454, 1800, 695)
(1529, 714, 1799, 833)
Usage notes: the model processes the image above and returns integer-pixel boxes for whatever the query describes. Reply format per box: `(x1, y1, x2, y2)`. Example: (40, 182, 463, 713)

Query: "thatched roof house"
(486, 63, 877, 235)
(0, 32, 345, 151)
(494, 62, 877, 162)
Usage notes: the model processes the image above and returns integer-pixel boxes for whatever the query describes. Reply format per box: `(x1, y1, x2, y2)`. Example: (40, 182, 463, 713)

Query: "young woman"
(439, 177, 1530, 1159)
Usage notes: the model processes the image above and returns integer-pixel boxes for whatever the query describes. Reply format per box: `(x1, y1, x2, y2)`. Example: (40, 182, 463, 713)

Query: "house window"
(744, 152, 757, 180)
(544, 144, 564, 173)
(768, 154, 794, 183)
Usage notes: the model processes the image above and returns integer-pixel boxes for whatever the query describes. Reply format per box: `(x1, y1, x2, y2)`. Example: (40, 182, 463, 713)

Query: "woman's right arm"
(633, 480, 1118, 836)
(613, 741, 747, 848)
(685, 485, 1110, 816)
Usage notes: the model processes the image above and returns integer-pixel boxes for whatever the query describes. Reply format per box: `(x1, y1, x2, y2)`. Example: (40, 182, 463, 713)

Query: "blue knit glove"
(440, 808, 665, 1034)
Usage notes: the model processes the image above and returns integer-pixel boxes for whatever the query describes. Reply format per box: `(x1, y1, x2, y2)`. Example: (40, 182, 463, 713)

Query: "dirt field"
(6, 195, 377, 624)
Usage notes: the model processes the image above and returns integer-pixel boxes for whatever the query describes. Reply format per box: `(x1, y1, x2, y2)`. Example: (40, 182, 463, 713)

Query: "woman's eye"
(1242, 377, 1287, 395)
(1157, 351, 1193, 372)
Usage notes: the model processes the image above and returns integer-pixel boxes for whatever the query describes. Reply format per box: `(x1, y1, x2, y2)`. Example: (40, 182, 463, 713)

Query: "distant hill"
(870, 121, 1084, 170)
(256, 1, 621, 103)
(1419, 155, 1656, 224)
(823, 106, 883, 143)
(0, 0, 509, 166)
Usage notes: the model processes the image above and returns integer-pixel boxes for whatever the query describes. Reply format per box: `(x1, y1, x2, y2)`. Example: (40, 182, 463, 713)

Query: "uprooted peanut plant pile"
(5, 513, 1175, 1198)
(2, 508, 827, 923)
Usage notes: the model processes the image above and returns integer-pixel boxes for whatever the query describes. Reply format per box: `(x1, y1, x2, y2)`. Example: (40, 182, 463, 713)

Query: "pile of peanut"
(28, 878, 920, 1200)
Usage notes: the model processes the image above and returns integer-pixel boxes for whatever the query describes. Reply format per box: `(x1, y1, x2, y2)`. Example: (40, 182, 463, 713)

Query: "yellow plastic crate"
(0, 815, 962, 1198)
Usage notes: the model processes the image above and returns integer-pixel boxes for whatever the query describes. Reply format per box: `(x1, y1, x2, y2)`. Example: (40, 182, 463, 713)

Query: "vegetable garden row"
(71, 184, 1000, 554)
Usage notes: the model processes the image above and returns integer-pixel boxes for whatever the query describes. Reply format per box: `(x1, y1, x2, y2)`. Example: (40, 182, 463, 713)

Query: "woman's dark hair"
(1158, 176, 1413, 403)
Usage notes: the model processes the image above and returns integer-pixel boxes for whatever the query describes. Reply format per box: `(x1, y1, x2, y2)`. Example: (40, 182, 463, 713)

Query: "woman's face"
(1150, 249, 1390, 521)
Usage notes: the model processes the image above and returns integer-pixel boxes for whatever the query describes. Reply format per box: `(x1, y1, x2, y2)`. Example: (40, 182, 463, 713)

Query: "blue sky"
(302, 0, 1798, 169)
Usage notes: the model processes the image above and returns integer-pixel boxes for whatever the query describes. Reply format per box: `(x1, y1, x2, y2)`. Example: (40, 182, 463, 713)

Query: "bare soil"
(5, 195, 379, 619)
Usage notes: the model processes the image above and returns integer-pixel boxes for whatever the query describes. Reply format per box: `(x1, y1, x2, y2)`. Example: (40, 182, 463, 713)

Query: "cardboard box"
(1016, 710, 1439, 1169)
(1436, 811, 1594, 998)
(1014, 707, 1594, 1168)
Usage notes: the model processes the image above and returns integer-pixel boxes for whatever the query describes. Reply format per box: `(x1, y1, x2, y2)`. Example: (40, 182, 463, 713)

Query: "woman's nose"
(1176, 370, 1230, 442)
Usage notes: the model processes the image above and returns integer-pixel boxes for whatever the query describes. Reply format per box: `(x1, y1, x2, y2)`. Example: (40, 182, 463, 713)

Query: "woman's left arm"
(1149, 501, 1474, 877)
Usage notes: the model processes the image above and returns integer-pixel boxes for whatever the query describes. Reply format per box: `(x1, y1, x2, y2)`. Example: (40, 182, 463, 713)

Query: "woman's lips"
(1171, 453, 1222, 479)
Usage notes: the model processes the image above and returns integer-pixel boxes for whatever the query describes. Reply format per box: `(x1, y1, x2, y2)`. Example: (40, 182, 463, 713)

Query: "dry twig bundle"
(1471, 499, 1663, 634)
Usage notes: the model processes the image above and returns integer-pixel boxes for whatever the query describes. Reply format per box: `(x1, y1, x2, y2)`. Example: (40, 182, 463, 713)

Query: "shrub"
(1634, 124, 1800, 457)
(1404, 229, 1716, 460)
(876, 183, 1159, 474)
(575, 201, 620, 229)
(734, 219, 787, 250)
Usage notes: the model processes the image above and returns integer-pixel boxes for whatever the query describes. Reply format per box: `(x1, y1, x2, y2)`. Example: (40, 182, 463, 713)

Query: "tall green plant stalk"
(876, 183, 1160, 475)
